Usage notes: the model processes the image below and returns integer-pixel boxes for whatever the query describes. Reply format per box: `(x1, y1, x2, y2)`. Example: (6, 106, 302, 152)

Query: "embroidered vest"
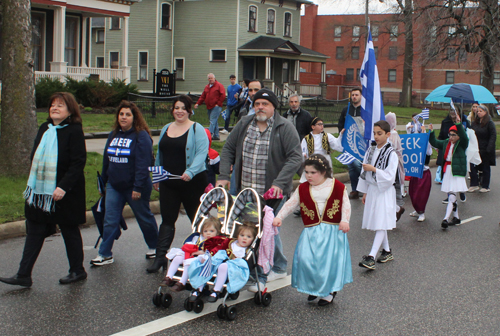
(298, 179, 345, 227)
(304, 132, 331, 157)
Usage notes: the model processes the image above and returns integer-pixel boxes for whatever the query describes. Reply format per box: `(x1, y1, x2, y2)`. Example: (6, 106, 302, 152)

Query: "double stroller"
(152, 187, 272, 320)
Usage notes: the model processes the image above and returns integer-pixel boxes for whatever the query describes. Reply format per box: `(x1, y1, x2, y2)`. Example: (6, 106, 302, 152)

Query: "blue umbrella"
(425, 83, 497, 104)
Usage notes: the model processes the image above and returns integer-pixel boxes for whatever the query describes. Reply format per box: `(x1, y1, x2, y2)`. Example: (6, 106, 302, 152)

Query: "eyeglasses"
(315, 123, 324, 126)
(448, 133, 458, 137)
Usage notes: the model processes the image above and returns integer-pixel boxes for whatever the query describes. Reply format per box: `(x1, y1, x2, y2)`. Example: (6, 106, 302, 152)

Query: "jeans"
(224, 104, 235, 131)
(207, 105, 222, 138)
(348, 160, 362, 192)
(99, 182, 158, 258)
(229, 172, 238, 196)
(470, 163, 491, 189)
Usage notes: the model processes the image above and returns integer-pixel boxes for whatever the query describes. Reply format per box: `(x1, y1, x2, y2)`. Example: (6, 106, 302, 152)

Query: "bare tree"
(396, 0, 413, 107)
(0, 0, 37, 176)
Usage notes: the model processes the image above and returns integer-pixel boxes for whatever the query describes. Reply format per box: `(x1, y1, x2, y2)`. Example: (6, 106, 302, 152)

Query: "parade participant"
(385, 112, 405, 221)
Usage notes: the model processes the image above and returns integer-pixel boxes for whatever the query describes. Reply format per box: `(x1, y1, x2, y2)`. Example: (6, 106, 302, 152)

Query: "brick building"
(300, 4, 492, 104)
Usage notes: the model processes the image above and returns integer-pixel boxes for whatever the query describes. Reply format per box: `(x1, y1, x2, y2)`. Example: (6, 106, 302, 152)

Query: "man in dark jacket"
(195, 73, 226, 140)
(337, 88, 363, 199)
(282, 94, 313, 141)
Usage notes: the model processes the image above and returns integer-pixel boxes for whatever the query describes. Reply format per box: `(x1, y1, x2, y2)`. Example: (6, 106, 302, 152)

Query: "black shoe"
(146, 257, 168, 273)
(460, 193, 466, 202)
(449, 217, 461, 225)
(293, 210, 301, 217)
(0, 275, 32, 287)
(189, 290, 201, 302)
(212, 136, 220, 141)
(442, 198, 449, 204)
(349, 191, 360, 199)
(396, 207, 405, 222)
(307, 295, 317, 301)
(441, 219, 449, 229)
(207, 291, 220, 303)
(359, 255, 375, 270)
(59, 272, 87, 284)
(318, 292, 337, 306)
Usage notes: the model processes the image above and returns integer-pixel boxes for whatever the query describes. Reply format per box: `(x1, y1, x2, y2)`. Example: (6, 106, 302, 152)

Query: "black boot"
(0, 274, 33, 287)
(146, 256, 168, 273)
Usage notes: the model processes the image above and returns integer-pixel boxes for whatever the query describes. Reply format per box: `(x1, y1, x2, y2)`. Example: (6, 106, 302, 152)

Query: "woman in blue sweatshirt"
(91, 101, 158, 266)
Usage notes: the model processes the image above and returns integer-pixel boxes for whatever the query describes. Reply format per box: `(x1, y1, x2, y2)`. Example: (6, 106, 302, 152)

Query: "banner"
(399, 133, 430, 179)
(341, 113, 367, 162)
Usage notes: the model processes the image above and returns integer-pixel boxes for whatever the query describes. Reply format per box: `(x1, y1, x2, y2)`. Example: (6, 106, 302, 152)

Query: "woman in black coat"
(468, 104, 497, 193)
(0, 92, 87, 287)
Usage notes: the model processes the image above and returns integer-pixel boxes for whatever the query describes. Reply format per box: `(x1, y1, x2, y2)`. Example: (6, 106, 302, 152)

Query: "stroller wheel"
(253, 292, 262, 305)
(184, 297, 194, 312)
(161, 293, 172, 308)
(193, 299, 204, 313)
(229, 291, 239, 300)
(216, 304, 226, 319)
(262, 292, 272, 307)
(225, 306, 237, 321)
(152, 293, 162, 307)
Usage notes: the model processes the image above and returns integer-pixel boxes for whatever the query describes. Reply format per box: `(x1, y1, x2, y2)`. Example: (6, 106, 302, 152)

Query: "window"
(249, 6, 257, 32)
(110, 17, 120, 30)
(447, 48, 456, 62)
(372, 25, 379, 37)
(390, 25, 398, 41)
(65, 16, 79, 67)
(446, 71, 455, 84)
(351, 46, 359, 60)
(334, 26, 342, 37)
(374, 46, 378, 59)
(161, 3, 171, 29)
(96, 57, 104, 68)
(458, 48, 467, 62)
(448, 26, 456, 36)
(211, 49, 226, 62)
(388, 69, 396, 82)
(284, 12, 292, 37)
(138, 51, 148, 81)
(267, 9, 275, 34)
(110, 52, 119, 69)
(96, 29, 104, 43)
(174, 58, 185, 80)
(389, 47, 397, 60)
(282, 61, 289, 83)
(346, 68, 354, 81)
(430, 25, 437, 42)
(353, 26, 360, 37)
(32, 12, 45, 71)
(336, 46, 344, 60)
(494, 72, 500, 85)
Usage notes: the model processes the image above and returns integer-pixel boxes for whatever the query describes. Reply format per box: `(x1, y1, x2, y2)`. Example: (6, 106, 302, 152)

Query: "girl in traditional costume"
(357, 120, 398, 270)
(273, 154, 352, 306)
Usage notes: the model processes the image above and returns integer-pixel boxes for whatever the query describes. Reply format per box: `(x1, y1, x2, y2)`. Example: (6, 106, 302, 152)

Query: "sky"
(309, 0, 398, 15)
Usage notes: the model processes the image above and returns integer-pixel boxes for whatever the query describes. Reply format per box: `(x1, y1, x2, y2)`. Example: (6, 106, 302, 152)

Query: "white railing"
(35, 71, 90, 82)
(67, 66, 125, 82)
(300, 85, 322, 96)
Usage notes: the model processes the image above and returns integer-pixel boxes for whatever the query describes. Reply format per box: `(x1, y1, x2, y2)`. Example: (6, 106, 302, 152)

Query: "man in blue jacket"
(221, 75, 241, 135)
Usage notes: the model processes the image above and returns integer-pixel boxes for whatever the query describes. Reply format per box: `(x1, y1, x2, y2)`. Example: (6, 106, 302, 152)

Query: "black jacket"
(25, 119, 87, 225)
(338, 104, 362, 133)
(472, 119, 497, 166)
(282, 107, 313, 141)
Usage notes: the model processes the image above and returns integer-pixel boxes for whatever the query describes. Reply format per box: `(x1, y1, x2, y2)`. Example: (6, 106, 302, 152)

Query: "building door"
(32, 12, 45, 71)
(243, 57, 255, 80)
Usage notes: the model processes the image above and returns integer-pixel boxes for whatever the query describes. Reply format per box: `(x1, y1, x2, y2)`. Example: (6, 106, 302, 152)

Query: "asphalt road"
(0, 166, 499, 336)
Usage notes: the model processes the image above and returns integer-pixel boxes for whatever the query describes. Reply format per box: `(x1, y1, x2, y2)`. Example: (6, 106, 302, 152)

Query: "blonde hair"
(201, 216, 221, 235)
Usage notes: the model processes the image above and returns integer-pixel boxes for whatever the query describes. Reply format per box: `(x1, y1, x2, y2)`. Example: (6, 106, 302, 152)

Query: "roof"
(238, 36, 328, 61)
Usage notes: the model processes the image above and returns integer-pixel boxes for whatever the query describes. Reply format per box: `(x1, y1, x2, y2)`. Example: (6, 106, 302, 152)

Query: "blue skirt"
(292, 223, 353, 297)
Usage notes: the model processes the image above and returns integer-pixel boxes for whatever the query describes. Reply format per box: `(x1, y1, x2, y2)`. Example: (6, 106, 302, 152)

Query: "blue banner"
(399, 133, 430, 179)
(341, 113, 367, 162)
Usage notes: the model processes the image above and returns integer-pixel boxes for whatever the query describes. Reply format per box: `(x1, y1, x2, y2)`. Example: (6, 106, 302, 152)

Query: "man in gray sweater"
(218, 88, 302, 292)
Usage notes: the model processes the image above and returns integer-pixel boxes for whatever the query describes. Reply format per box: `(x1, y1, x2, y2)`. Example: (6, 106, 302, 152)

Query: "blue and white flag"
(148, 166, 182, 184)
(416, 108, 429, 120)
(360, 25, 385, 141)
(221, 109, 228, 121)
(341, 113, 367, 161)
(335, 152, 358, 165)
(199, 252, 213, 278)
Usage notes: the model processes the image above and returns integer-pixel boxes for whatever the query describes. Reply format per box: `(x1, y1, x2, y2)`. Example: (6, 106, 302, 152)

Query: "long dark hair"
(113, 100, 151, 137)
(47, 92, 82, 124)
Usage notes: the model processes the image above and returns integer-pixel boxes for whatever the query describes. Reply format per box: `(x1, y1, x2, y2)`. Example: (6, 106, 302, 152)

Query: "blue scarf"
(23, 123, 68, 212)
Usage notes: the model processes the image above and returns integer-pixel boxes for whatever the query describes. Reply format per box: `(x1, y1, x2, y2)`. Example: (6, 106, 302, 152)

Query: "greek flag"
(199, 252, 213, 278)
(335, 152, 357, 165)
(221, 109, 228, 121)
(148, 166, 182, 183)
(341, 113, 367, 162)
(360, 25, 385, 141)
(416, 108, 430, 120)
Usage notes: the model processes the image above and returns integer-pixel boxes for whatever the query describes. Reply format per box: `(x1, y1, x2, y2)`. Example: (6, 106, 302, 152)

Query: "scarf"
(442, 140, 454, 173)
(359, 142, 394, 182)
(305, 132, 331, 157)
(23, 123, 68, 212)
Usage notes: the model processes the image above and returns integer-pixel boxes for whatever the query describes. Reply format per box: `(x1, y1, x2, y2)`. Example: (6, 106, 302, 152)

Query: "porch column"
(50, 6, 67, 73)
(293, 60, 301, 93)
(120, 16, 131, 84)
(263, 56, 273, 89)
(320, 63, 327, 99)
(80, 17, 88, 67)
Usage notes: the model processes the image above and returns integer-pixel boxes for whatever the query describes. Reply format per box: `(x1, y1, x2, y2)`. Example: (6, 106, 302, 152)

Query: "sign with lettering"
(155, 69, 176, 96)
(399, 132, 430, 179)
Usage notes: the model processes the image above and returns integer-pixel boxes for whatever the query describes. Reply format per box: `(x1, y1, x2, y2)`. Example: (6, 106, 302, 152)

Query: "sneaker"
(479, 188, 490, 193)
(146, 249, 156, 259)
(358, 255, 375, 270)
(266, 270, 286, 282)
(376, 250, 394, 263)
(441, 219, 449, 229)
(460, 193, 466, 202)
(409, 211, 418, 217)
(90, 255, 114, 266)
(449, 217, 461, 225)
(467, 186, 480, 193)
(417, 213, 426, 222)
(220, 129, 229, 134)
(442, 198, 449, 204)
(248, 281, 266, 293)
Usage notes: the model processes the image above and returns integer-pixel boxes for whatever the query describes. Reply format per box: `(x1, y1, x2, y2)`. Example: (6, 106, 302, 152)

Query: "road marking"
(456, 216, 482, 225)
(110, 276, 292, 336)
